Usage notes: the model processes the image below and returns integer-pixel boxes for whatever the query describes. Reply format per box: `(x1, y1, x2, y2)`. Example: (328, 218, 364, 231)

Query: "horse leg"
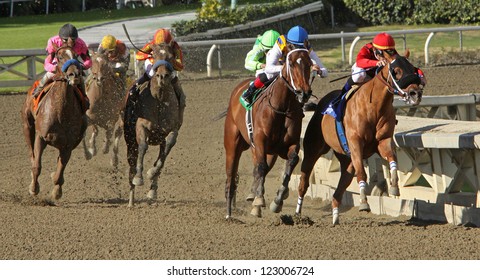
(378, 138, 400, 196)
(102, 125, 113, 155)
(29, 134, 46, 196)
(250, 145, 268, 217)
(331, 153, 355, 225)
(246, 154, 276, 201)
(111, 120, 123, 168)
(88, 125, 98, 157)
(349, 141, 370, 212)
(224, 122, 247, 219)
(126, 137, 138, 207)
(270, 147, 299, 213)
(147, 131, 177, 180)
(133, 130, 148, 187)
(82, 128, 92, 160)
(51, 149, 72, 200)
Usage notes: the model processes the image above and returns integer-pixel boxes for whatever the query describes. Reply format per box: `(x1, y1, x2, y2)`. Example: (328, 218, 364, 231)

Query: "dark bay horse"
(296, 51, 423, 225)
(224, 48, 314, 219)
(21, 45, 87, 200)
(123, 43, 182, 207)
(82, 52, 124, 168)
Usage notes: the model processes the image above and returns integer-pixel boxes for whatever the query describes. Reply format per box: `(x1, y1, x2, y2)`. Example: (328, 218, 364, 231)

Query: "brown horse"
(295, 51, 423, 225)
(82, 52, 125, 168)
(21, 45, 87, 200)
(123, 43, 182, 207)
(224, 48, 315, 219)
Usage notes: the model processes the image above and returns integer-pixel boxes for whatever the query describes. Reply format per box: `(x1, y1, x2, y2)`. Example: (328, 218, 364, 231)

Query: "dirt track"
(1, 65, 480, 260)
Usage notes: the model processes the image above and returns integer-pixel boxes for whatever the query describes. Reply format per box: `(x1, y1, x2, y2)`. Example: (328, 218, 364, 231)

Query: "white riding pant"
(351, 63, 371, 83)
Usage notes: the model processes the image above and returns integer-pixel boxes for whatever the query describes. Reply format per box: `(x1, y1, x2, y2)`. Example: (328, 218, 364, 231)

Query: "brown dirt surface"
(1, 65, 480, 260)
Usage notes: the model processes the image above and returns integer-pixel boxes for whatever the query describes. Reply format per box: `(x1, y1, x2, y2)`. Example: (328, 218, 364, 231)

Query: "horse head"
(54, 45, 83, 87)
(382, 50, 423, 106)
(149, 43, 175, 92)
(90, 53, 111, 88)
(282, 47, 313, 104)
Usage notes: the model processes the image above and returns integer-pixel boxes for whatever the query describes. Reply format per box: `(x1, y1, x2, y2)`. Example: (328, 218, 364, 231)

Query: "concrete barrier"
(290, 112, 480, 226)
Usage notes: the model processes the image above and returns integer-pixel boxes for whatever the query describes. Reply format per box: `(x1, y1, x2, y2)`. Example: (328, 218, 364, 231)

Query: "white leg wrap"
(295, 197, 303, 214)
(332, 207, 339, 216)
(389, 161, 398, 172)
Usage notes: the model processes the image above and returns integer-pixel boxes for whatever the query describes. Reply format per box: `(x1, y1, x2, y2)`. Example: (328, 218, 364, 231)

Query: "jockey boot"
(128, 72, 150, 104)
(341, 77, 354, 96)
(241, 81, 256, 105)
(32, 74, 50, 98)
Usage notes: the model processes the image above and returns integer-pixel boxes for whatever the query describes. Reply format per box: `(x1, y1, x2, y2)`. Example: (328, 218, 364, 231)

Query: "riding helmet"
(372, 33, 395, 50)
(154, 28, 173, 45)
(101, 35, 117, 51)
(260, 30, 280, 50)
(59, 23, 78, 39)
(286, 25, 308, 47)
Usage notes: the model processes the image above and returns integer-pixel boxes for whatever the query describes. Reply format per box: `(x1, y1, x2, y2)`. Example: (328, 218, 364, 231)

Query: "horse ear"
(404, 49, 411, 59)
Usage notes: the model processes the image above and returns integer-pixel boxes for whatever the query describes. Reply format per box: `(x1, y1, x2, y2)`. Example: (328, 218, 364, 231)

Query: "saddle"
(30, 78, 89, 114)
(322, 84, 359, 121)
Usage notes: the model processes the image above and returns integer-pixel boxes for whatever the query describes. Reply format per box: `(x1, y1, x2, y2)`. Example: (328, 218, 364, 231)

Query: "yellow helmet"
(101, 35, 117, 51)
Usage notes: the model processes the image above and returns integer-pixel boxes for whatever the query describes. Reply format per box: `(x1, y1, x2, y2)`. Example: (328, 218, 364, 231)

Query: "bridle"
(374, 58, 421, 104)
(279, 49, 314, 104)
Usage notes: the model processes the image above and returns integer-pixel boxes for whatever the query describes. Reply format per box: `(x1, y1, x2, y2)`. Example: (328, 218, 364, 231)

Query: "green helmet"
(260, 30, 280, 50)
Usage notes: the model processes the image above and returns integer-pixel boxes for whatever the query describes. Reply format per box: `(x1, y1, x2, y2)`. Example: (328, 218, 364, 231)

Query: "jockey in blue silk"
(241, 25, 328, 106)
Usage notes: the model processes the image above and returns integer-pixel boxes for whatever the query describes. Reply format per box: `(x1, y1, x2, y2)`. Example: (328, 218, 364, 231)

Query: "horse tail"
(212, 108, 228, 121)
(303, 102, 317, 111)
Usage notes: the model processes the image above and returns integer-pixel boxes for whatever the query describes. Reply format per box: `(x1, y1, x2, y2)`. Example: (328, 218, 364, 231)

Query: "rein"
(374, 64, 408, 99)
(268, 49, 312, 115)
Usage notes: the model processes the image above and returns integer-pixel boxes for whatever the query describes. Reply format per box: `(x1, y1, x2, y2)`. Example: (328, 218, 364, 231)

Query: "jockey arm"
(171, 42, 184, 72)
(244, 45, 266, 72)
(73, 38, 92, 70)
(264, 44, 283, 79)
(309, 49, 328, 77)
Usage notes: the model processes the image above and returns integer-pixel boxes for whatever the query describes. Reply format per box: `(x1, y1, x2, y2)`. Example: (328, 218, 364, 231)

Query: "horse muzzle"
(295, 89, 312, 104)
(404, 86, 423, 106)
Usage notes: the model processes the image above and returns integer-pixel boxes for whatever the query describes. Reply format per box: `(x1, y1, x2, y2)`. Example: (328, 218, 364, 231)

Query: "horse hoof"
(51, 185, 62, 200)
(147, 189, 157, 200)
(110, 158, 118, 168)
(245, 193, 255, 202)
(29, 183, 39, 196)
(359, 203, 371, 212)
(84, 152, 92, 160)
(269, 200, 283, 213)
(389, 186, 400, 196)
(252, 196, 266, 207)
(132, 176, 144, 186)
(332, 214, 340, 226)
(250, 206, 262, 217)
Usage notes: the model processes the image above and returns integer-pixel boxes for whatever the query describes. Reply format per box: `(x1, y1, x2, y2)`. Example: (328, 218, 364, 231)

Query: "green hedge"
(343, 0, 480, 25)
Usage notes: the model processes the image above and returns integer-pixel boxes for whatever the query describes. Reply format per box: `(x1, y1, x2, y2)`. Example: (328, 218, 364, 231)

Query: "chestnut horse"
(123, 43, 182, 207)
(82, 52, 124, 168)
(224, 48, 314, 219)
(21, 45, 87, 200)
(295, 51, 423, 225)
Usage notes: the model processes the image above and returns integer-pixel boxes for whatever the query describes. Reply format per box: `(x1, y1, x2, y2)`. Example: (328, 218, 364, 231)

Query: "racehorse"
(82, 52, 125, 168)
(21, 44, 87, 200)
(224, 48, 315, 219)
(295, 50, 423, 225)
(123, 43, 182, 207)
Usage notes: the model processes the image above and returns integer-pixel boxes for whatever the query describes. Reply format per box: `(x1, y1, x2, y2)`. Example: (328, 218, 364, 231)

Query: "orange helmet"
(372, 32, 395, 50)
(153, 29, 173, 45)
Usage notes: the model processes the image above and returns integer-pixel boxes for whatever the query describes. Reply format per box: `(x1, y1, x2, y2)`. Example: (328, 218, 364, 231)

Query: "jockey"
(128, 28, 185, 122)
(241, 25, 327, 106)
(241, 29, 280, 105)
(33, 23, 92, 98)
(97, 35, 130, 81)
(341, 32, 426, 95)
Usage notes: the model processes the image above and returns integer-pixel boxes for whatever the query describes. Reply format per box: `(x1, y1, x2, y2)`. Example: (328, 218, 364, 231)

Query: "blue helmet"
(286, 26, 308, 47)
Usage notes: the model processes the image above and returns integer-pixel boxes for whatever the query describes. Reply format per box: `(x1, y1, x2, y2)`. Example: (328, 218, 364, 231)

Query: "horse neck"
(272, 71, 302, 109)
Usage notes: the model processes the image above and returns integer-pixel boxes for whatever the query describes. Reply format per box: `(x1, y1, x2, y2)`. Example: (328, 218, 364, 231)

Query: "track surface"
(1, 65, 479, 260)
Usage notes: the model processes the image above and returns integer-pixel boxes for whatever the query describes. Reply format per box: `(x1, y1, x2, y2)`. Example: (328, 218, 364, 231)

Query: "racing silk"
(264, 35, 327, 79)
(244, 43, 267, 73)
(135, 40, 184, 71)
(356, 42, 425, 81)
(44, 35, 92, 73)
(98, 40, 130, 68)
